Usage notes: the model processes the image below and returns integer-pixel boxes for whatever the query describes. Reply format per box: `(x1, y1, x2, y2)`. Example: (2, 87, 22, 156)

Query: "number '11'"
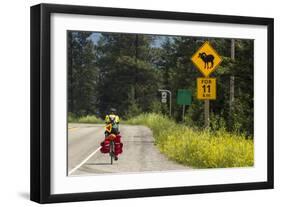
(203, 84, 211, 93)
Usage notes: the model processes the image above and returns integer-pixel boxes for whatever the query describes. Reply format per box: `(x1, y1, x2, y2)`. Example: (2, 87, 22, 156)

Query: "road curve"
(68, 123, 190, 176)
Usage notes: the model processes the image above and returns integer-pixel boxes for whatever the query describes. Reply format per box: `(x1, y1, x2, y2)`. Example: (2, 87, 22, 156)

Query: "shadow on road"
(86, 162, 112, 166)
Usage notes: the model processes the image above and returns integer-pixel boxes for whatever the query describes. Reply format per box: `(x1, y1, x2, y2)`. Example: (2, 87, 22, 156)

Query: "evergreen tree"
(67, 31, 98, 116)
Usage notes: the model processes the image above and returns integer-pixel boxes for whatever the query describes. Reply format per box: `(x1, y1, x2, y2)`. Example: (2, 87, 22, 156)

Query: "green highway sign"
(177, 89, 192, 105)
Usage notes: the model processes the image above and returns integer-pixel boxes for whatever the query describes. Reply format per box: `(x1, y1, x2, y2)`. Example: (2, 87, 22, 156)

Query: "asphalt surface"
(68, 123, 190, 176)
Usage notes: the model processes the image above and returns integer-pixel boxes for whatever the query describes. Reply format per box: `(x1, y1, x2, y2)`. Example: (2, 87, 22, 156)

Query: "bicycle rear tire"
(110, 141, 114, 165)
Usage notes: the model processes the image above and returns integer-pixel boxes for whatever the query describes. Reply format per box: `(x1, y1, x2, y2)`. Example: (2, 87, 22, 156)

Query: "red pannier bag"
(114, 142, 123, 155)
(114, 134, 123, 155)
(114, 134, 121, 142)
(100, 139, 110, 153)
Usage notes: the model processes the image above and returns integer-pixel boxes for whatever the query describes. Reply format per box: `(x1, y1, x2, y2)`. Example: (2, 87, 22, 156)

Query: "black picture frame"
(30, 3, 274, 204)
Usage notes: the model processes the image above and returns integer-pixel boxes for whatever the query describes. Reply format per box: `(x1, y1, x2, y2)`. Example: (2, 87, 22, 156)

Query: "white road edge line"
(68, 146, 102, 175)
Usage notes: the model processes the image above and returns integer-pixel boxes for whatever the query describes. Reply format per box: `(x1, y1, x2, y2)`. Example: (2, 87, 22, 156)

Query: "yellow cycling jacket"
(105, 114, 120, 124)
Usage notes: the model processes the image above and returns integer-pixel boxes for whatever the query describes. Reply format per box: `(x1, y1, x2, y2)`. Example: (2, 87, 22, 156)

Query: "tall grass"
(126, 113, 254, 168)
(68, 114, 103, 124)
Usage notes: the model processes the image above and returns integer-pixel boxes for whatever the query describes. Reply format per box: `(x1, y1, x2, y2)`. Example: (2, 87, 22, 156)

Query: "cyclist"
(105, 108, 120, 137)
(104, 108, 120, 161)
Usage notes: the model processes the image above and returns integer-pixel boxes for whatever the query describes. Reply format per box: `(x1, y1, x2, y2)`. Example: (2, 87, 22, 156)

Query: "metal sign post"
(158, 89, 172, 117)
(182, 104, 186, 122)
(204, 100, 210, 128)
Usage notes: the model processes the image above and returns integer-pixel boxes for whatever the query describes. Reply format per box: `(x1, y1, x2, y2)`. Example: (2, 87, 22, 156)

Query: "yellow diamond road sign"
(191, 41, 222, 77)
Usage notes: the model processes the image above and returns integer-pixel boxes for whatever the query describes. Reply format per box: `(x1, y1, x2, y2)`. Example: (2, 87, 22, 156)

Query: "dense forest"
(67, 31, 253, 136)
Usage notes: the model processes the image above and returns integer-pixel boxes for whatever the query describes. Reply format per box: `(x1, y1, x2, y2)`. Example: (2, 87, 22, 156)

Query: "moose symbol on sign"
(198, 52, 215, 69)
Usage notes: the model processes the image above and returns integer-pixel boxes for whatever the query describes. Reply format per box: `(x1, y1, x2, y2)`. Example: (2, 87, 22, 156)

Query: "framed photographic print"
(30, 3, 274, 203)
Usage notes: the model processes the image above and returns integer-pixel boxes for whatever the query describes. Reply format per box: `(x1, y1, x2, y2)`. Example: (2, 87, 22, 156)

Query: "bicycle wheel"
(110, 141, 114, 165)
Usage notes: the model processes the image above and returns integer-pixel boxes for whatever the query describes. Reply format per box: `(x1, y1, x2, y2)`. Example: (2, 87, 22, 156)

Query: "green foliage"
(95, 34, 160, 117)
(149, 100, 167, 114)
(126, 113, 254, 168)
(209, 112, 227, 131)
(68, 113, 103, 124)
(125, 101, 142, 119)
(67, 31, 98, 116)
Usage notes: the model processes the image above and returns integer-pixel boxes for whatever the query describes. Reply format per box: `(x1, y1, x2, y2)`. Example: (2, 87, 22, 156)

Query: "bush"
(126, 113, 254, 168)
(125, 102, 142, 119)
(68, 114, 103, 124)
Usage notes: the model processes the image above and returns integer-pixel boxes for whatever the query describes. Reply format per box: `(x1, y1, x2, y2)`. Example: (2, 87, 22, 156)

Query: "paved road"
(68, 123, 190, 176)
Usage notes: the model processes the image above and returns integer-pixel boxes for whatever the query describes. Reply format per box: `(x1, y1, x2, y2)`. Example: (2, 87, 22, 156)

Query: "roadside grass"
(126, 113, 254, 168)
(68, 114, 103, 124)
